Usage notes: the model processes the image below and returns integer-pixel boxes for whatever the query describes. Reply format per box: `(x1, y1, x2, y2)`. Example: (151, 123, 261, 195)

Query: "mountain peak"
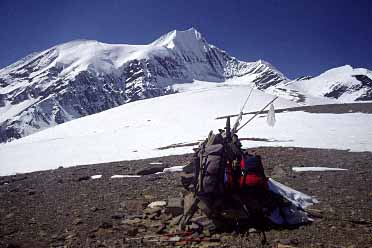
(174, 27, 202, 39)
(151, 28, 205, 49)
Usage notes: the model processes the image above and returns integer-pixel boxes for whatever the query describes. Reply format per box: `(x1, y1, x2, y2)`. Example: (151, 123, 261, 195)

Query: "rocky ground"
(1, 147, 372, 248)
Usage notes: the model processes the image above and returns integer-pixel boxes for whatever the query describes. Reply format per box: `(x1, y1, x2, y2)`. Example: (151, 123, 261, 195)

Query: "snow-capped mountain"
(269, 65, 372, 104)
(0, 28, 287, 143)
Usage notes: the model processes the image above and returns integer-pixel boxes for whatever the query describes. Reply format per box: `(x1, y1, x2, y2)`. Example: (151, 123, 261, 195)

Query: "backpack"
(239, 154, 268, 189)
(200, 143, 225, 194)
(182, 132, 226, 195)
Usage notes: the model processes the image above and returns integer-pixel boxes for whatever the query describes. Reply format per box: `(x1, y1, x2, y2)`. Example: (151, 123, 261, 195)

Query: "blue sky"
(0, 0, 371, 79)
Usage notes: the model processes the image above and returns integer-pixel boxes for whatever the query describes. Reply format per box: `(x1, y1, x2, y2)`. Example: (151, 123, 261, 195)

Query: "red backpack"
(224, 154, 268, 191)
(239, 154, 268, 189)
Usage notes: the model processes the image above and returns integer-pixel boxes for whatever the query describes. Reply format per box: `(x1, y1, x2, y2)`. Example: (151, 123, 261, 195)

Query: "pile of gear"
(124, 116, 314, 245)
(177, 117, 301, 241)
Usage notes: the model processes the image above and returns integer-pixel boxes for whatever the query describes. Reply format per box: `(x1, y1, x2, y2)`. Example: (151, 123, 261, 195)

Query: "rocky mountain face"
(0, 28, 287, 143)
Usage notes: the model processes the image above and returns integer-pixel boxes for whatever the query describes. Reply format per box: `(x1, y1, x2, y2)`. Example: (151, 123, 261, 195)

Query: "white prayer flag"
(267, 104, 276, 127)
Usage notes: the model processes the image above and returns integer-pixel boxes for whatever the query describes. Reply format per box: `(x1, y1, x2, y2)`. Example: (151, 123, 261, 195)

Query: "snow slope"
(1, 79, 372, 176)
(269, 65, 372, 104)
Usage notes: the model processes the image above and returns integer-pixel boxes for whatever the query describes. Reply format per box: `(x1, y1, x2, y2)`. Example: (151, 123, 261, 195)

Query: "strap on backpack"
(197, 143, 206, 193)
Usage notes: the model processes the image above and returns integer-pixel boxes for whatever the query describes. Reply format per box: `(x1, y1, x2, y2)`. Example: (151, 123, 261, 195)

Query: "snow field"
(0, 81, 371, 176)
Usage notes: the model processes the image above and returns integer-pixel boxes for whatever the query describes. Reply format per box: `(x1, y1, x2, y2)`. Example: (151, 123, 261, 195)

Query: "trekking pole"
(177, 196, 200, 230)
(233, 195, 267, 245)
(237, 96, 279, 132)
(232, 85, 254, 134)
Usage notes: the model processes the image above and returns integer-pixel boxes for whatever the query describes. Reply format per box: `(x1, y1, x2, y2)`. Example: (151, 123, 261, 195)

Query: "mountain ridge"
(0, 28, 287, 143)
(1, 28, 371, 143)
(269, 65, 372, 104)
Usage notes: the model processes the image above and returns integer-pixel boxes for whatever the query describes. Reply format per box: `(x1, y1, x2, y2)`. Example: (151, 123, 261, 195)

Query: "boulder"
(166, 197, 183, 217)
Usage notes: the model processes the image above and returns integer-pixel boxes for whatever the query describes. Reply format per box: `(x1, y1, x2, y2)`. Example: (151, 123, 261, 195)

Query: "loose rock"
(166, 197, 183, 217)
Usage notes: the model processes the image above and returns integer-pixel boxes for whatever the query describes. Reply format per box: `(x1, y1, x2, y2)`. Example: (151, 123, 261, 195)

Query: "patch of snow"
(110, 175, 141, 178)
(163, 165, 185, 173)
(292, 167, 348, 172)
(149, 162, 163, 165)
(147, 201, 167, 208)
(154, 165, 185, 175)
(91, 175, 102, 179)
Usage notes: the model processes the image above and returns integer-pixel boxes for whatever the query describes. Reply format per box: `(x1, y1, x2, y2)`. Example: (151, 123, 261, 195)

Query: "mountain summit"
(151, 28, 204, 48)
